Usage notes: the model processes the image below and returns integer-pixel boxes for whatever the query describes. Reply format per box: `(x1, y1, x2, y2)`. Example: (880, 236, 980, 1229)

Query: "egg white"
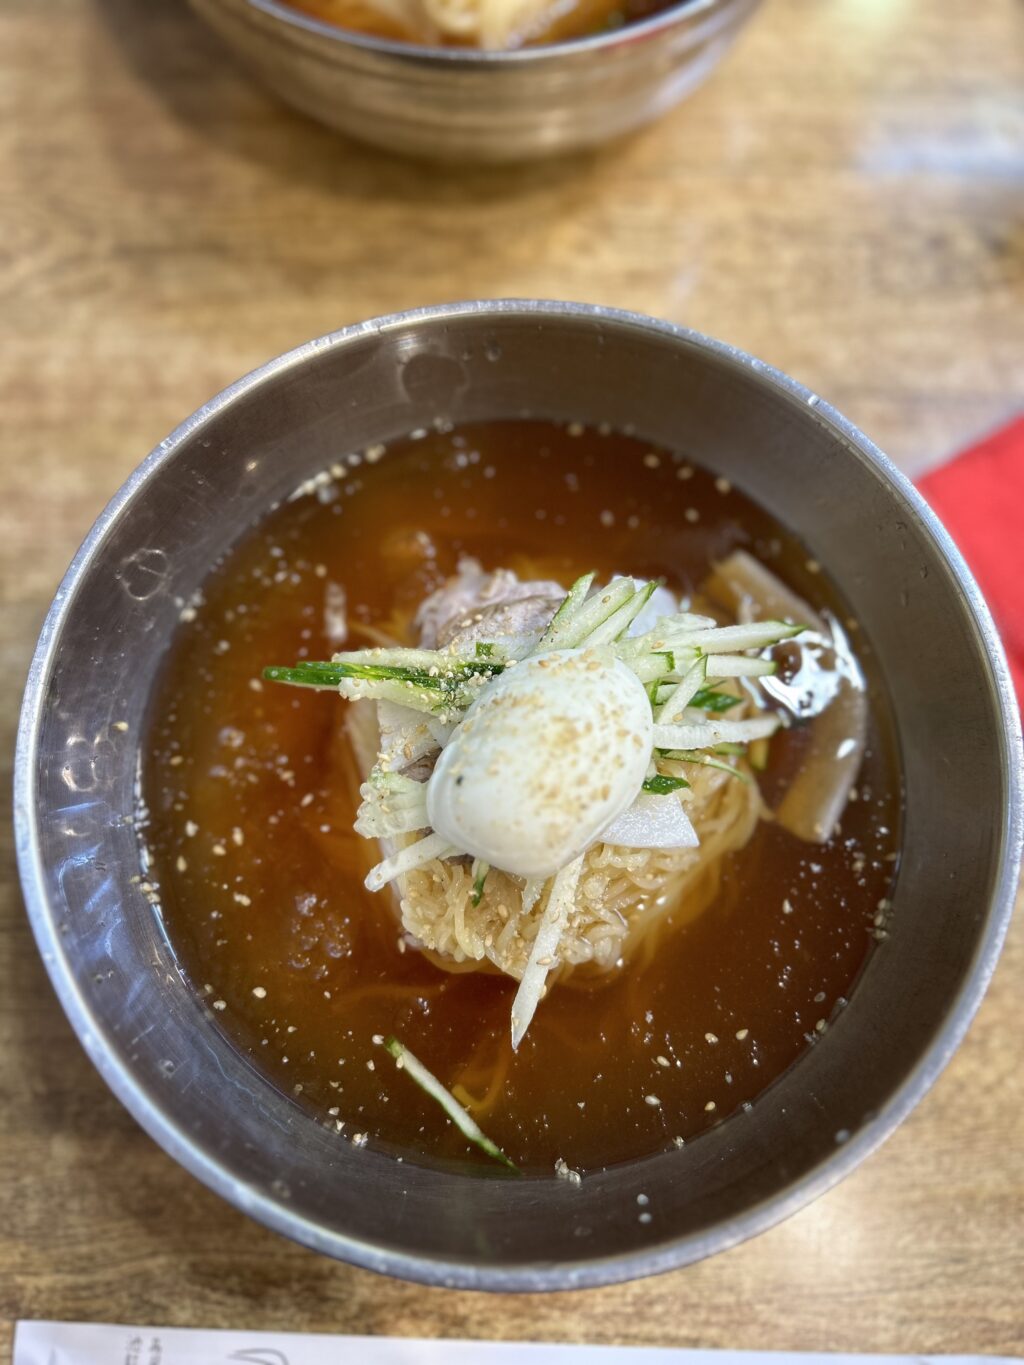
(426, 646, 653, 879)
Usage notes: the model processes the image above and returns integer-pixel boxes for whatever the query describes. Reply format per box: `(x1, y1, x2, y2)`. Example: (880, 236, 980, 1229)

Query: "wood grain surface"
(1, 0, 1022, 1356)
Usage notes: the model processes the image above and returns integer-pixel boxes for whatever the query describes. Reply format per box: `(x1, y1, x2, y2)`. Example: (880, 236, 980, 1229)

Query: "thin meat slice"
(416, 558, 563, 650)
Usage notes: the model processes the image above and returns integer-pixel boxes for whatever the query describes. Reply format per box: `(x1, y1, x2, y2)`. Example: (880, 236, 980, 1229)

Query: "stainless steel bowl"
(16, 301, 1022, 1291)
(188, 0, 760, 161)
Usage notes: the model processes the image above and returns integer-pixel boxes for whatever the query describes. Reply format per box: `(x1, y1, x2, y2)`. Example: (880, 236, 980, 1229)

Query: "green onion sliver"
(470, 859, 490, 907)
(384, 1038, 518, 1172)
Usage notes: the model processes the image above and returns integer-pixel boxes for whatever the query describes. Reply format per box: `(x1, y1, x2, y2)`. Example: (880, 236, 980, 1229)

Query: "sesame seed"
(714, 477, 732, 494)
(175, 855, 188, 873)
(705, 1101, 717, 1112)
(113, 720, 129, 732)
(642, 453, 660, 468)
(644, 1094, 661, 1107)
(735, 1028, 749, 1041)
(252, 986, 266, 999)
(231, 827, 244, 846)
(212, 999, 226, 1011)
(185, 820, 199, 837)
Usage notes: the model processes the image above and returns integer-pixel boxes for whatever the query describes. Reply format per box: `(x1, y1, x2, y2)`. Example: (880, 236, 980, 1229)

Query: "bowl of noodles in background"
(15, 300, 1022, 1290)
(187, 0, 761, 160)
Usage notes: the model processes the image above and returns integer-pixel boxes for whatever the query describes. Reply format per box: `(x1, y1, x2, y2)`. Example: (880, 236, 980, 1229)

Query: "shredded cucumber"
(653, 714, 781, 751)
(583, 580, 658, 648)
(539, 577, 636, 652)
(655, 656, 707, 723)
(642, 774, 691, 795)
(536, 572, 595, 650)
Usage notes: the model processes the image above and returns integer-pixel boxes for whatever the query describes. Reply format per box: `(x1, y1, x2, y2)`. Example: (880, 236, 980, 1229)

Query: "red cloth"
(917, 416, 1024, 707)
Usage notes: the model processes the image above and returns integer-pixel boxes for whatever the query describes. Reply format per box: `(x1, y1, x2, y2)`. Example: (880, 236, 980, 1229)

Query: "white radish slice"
(600, 793, 699, 850)
(705, 549, 820, 629)
(511, 856, 584, 1050)
(705, 550, 868, 845)
(365, 831, 455, 892)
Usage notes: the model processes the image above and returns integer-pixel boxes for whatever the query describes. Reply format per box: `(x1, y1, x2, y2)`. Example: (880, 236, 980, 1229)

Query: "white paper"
(13, 1323, 1022, 1365)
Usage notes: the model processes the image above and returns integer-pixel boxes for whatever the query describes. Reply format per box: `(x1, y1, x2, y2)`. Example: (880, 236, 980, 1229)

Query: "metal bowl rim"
(237, 0, 736, 65)
(15, 298, 1023, 1292)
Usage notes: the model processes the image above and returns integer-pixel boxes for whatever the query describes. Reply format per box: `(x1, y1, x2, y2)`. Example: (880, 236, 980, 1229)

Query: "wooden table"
(2, 0, 1022, 1355)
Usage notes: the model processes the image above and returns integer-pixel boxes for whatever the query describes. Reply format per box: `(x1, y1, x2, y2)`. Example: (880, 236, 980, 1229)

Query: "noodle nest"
(399, 757, 762, 980)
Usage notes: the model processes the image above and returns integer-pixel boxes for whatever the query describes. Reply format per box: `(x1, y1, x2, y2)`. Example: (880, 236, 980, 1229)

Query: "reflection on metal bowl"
(188, 0, 761, 161)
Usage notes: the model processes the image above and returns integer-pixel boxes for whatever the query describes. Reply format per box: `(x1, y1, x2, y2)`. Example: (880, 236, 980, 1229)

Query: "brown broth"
(141, 420, 901, 1174)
